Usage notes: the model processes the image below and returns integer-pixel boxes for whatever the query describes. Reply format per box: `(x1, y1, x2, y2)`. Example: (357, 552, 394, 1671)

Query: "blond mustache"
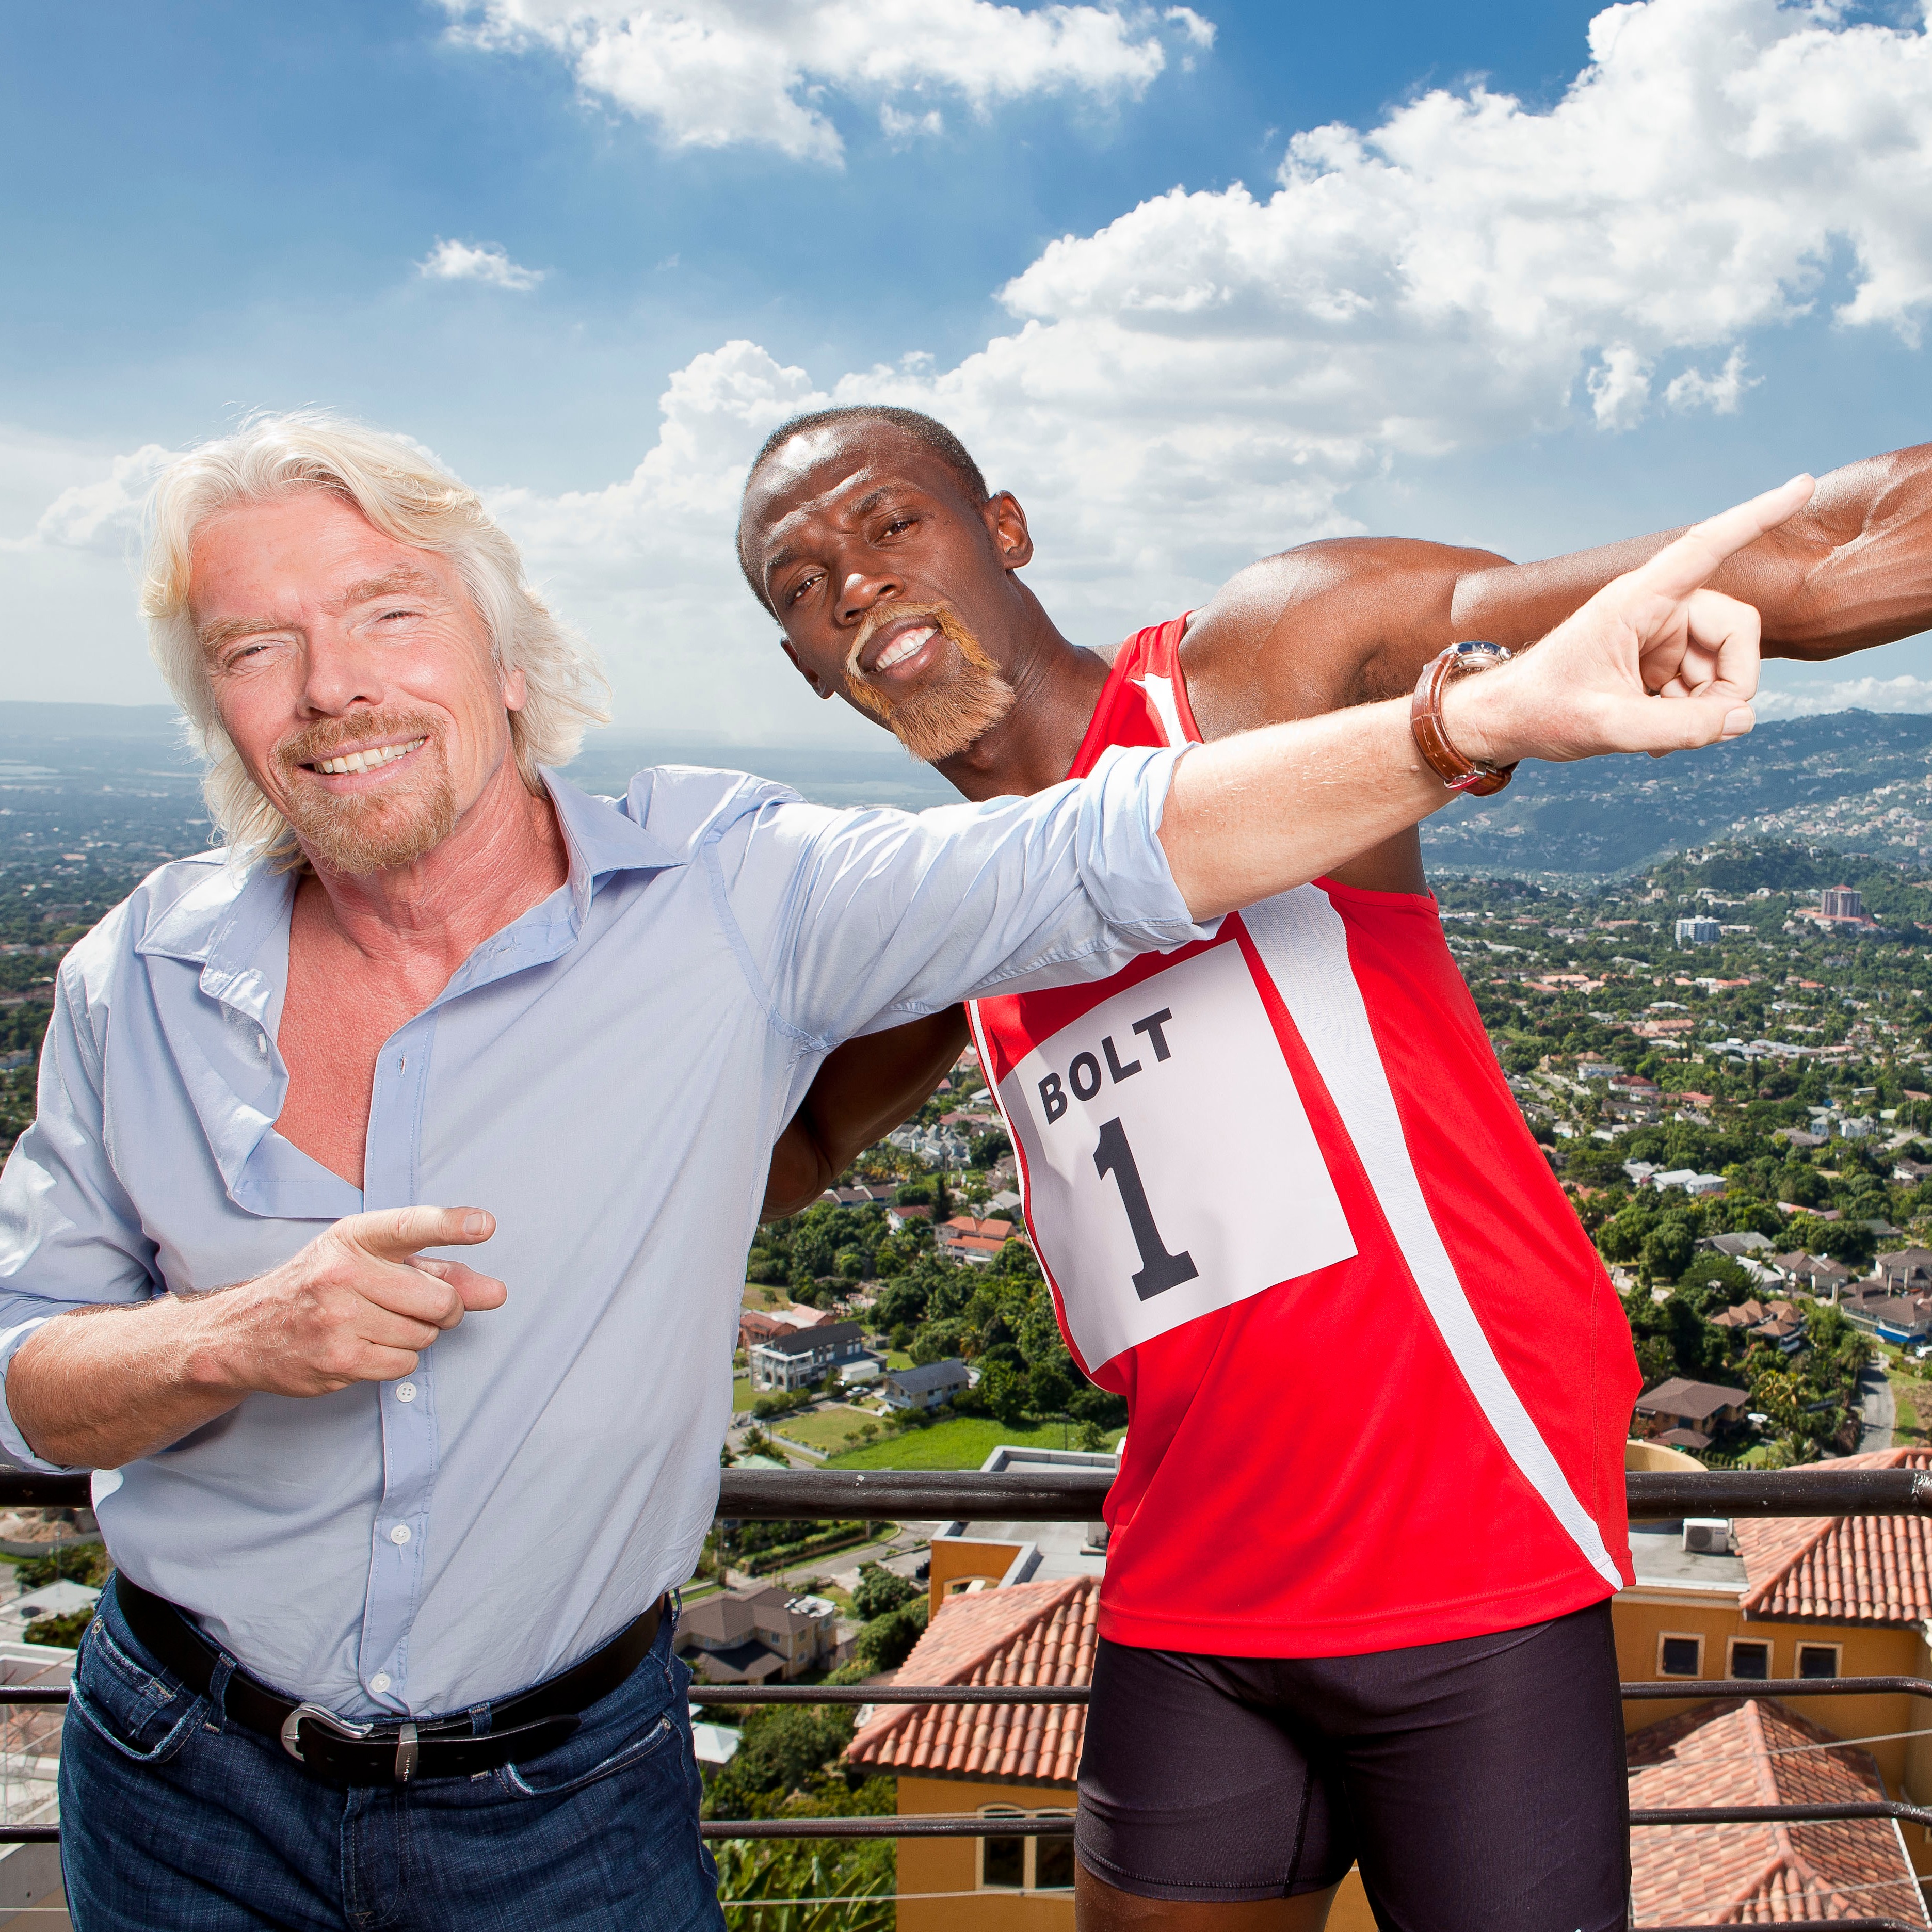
(843, 603, 991, 719)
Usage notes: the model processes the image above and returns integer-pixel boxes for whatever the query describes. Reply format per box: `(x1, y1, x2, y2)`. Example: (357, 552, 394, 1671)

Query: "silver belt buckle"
(280, 1701, 373, 1764)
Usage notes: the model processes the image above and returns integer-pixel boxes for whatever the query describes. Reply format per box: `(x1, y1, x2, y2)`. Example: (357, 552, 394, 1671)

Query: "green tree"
(1639, 1217, 1697, 1285)
(981, 1359, 1029, 1427)
(1030, 1352, 1075, 1418)
(851, 1565, 916, 1622)
(855, 1598, 929, 1672)
(710, 1833, 892, 1932)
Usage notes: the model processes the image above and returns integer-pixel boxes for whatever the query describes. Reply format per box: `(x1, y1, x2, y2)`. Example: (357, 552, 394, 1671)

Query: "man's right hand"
(201, 1206, 506, 1399)
(8, 1205, 505, 1470)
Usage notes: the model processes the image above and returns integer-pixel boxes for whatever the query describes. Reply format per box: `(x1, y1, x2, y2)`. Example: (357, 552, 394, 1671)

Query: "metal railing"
(11, 1461, 1930, 1521)
(7, 1466, 1932, 1924)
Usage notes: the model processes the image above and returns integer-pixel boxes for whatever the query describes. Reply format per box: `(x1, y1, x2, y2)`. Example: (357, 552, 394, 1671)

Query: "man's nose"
(298, 627, 385, 716)
(838, 564, 906, 628)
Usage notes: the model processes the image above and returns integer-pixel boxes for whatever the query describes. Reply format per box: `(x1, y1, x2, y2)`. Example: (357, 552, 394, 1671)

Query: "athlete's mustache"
(842, 602, 1000, 714)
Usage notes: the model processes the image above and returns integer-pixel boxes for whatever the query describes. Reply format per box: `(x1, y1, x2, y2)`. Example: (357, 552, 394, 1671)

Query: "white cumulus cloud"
(440, 0, 1211, 164)
(418, 238, 546, 291)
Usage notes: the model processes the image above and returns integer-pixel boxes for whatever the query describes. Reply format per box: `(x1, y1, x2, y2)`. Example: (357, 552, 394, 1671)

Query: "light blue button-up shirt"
(0, 752, 1201, 1718)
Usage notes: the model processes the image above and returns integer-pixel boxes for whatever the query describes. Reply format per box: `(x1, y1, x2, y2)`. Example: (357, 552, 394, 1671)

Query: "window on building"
(980, 1826, 1025, 1890)
(1796, 1643, 1841, 1680)
(1727, 1639, 1771, 1681)
(1659, 1634, 1703, 1678)
(978, 1808, 1076, 1891)
(1033, 1815, 1076, 1891)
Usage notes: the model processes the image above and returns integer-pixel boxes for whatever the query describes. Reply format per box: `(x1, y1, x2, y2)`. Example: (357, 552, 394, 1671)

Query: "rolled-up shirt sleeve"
(0, 962, 159, 1470)
(714, 742, 1217, 1049)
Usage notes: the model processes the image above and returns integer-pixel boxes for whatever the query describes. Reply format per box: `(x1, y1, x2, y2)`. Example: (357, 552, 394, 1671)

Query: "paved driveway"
(1858, 1365, 1896, 1452)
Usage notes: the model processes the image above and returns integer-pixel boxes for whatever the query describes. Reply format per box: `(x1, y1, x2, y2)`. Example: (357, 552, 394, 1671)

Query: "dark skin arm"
(760, 1008, 970, 1219)
(760, 442, 1932, 1213)
(1184, 443, 1932, 731)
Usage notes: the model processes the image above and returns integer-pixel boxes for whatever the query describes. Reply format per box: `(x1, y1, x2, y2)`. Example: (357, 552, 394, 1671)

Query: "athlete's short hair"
(737, 406, 990, 614)
(142, 412, 611, 859)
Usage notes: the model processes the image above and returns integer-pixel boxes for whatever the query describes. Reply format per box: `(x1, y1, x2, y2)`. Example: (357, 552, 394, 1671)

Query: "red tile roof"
(1628, 1697, 1927, 1927)
(1734, 1446, 1932, 1624)
(846, 1577, 1094, 1789)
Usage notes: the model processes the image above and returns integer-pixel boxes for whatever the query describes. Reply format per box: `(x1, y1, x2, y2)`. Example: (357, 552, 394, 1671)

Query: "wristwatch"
(1410, 641, 1518, 797)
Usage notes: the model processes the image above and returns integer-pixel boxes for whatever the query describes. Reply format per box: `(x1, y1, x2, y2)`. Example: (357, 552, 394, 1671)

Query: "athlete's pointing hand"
(1158, 474, 1818, 921)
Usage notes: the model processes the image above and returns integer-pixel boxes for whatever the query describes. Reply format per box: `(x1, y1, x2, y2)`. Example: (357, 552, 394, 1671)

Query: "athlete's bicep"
(1182, 540, 1514, 729)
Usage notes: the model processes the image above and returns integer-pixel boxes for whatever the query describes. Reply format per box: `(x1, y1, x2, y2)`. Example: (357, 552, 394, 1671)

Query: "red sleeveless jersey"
(968, 617, 1639, 1658)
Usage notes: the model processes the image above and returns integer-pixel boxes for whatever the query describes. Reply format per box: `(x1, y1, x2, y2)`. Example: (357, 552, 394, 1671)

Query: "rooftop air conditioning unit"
(1683, 1518, 1733, 1555)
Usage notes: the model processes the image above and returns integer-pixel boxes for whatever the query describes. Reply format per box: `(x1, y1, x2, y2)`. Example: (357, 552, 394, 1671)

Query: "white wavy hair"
(141, 412, 610, 858)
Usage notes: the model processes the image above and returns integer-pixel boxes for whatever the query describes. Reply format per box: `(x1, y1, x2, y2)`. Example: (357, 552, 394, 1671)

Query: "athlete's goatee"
(844, 600, 1017, 764)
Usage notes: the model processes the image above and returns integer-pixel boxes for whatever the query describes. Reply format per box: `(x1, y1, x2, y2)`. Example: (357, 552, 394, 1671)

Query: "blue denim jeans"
(58, 1584, 725, 1931)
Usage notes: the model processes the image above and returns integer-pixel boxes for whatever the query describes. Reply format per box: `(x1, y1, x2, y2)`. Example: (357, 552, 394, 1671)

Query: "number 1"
(1092, 1118, 1199, 1301)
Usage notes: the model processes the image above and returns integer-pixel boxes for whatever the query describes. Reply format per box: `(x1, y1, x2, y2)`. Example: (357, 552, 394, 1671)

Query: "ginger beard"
(843, 602, 1017, 764)
(269, 709, 459, 875)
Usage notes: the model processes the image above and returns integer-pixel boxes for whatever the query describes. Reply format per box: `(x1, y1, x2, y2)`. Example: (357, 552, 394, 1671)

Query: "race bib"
(992, 941, 1356, 1372)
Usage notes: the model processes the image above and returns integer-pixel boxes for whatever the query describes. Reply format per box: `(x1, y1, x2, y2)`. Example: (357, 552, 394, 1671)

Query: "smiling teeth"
(874, 625, 936, 672)
(315, 738, 426, 776)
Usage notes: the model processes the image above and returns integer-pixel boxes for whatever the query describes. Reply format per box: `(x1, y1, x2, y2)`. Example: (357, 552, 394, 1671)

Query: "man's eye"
(786, 573, 822, 606)
(882, 518, 914, 538)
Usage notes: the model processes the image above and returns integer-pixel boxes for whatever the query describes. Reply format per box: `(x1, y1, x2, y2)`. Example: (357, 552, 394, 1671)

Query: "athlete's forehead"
(745, 425, 974, 572)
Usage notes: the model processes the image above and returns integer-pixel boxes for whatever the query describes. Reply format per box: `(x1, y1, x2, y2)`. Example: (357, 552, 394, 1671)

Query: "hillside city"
(5, 709, 1932, 1925)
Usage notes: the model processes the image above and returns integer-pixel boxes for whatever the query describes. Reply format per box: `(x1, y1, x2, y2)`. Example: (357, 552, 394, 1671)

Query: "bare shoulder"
(1180, 537, 1512, 735)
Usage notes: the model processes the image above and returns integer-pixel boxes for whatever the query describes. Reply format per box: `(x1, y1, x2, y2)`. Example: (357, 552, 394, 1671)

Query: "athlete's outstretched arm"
(1160, 479, 1808, 920)
(1183, 442, 1932, 724)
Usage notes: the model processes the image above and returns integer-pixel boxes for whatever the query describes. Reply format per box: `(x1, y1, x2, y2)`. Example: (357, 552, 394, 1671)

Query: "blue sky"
(4, 0, 1930, 744)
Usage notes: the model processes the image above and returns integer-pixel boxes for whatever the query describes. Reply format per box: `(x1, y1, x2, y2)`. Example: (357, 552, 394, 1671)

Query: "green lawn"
(827, 1416, 1124, 1470)
(883, 1351, 914, 1371)
(775, 1405, 881, 1452)
(732, 1377, 759, 1413)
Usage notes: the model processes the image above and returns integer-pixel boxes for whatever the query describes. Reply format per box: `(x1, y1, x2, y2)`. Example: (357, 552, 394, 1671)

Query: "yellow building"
(1615, 1444, 1932, 1862)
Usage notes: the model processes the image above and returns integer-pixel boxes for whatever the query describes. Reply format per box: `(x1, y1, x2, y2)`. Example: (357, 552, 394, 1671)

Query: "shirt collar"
(134, 768, 688, 1014)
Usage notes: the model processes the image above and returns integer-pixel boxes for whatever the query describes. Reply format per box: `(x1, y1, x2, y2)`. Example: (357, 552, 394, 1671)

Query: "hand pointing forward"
(202, 1204, 507, 1400)
(1443, 474, 1817, 766)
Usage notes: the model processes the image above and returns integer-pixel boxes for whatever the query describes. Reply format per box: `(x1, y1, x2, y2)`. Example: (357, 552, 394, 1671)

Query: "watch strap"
(1411, 642, 1518, 797)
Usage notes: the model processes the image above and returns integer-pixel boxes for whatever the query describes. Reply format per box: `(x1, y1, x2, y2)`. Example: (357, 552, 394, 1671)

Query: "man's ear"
(986, 492, 1034, 571)
(780, 637, 835, 700)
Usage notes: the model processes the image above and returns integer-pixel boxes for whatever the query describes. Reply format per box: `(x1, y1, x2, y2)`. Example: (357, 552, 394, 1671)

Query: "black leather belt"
(112, 1574, 666, 1787)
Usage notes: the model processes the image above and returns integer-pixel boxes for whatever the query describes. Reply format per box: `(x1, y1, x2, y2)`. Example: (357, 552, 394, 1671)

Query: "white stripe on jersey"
(1241, 884, 1623, 1590)
(1135, 674, 1186, 749)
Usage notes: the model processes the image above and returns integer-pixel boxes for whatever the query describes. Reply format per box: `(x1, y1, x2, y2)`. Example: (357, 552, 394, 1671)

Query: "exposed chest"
(275, 930, 429, 1189)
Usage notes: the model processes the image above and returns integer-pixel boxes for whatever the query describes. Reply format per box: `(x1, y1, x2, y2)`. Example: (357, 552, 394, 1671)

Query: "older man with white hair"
(0, 412, 1800, 1929)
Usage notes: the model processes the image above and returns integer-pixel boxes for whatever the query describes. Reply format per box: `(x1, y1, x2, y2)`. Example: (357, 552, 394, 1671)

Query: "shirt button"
(370, 1672, 392, 1695)
(389, 1524, 412, 1545)
(396, 1382, 417, 1403)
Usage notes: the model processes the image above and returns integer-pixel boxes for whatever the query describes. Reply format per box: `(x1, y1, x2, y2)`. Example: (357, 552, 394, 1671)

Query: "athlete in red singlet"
(972, 613, 1633, 1659)
(736, 410, 1932, 1932)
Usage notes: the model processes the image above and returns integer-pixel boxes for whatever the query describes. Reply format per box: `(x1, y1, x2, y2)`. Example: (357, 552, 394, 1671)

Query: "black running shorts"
(1075, 1601, 1629, 1929)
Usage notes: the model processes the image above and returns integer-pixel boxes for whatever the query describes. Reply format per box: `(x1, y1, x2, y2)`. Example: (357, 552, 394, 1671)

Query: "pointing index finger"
(1628, 475, 1816, 605)
(345, 1205, 496, 1262)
